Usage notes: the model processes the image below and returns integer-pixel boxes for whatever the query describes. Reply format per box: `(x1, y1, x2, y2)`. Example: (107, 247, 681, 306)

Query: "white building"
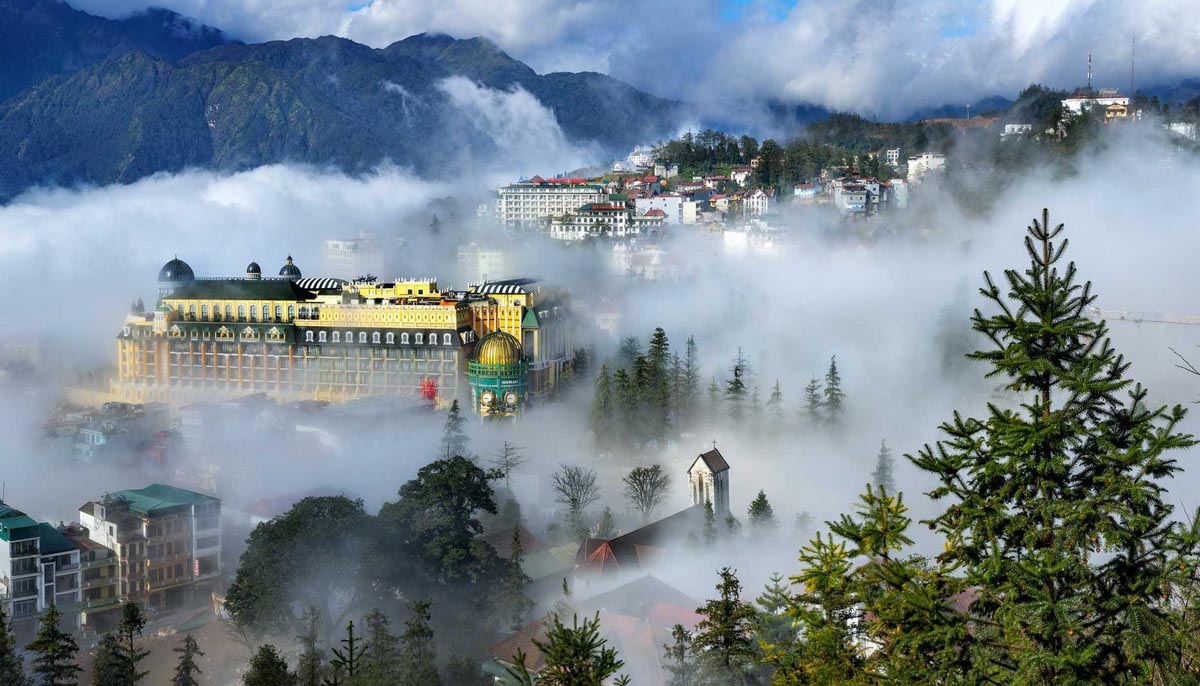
(743, 188, 777, 216)
(885, 149, 901, 167)
(688, 448, 731, 517)
(323, 236, 386, 281)
(457, 243, 507, 283)
(496, 177, 609, 228)
(635, 195, 683, 224)
(730, 166, 753, 187)
(1001, 123, 1033, 139)
(1060, 89, 1129, 115)
(548, 203, 664, 241)
(626, 147, 655, 169)
(1168, 122, 1198, 141)
(0, 503, 82, 634)
(907, 153, 947, 184)
(653, 163, 679, 180)
(888, 179, 908, 209)
(681, 200, 700, 225)
(793, 183, 822, 203)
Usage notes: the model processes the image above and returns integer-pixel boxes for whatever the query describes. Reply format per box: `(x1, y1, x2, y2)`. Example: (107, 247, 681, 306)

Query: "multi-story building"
(79, 484, 221, 610)
(111, 259, 575, 413)
(457, 243, 507, 284)
(548, 203, 664, 241)
(496, 177, 608, 228)
(1060, 88, 1129, 115)
(73, 401, 170, 461)
(322, 236, 387, 281)
(885, 148, 901, 167)
(61, 525, 122, 634)
(0, 502, 82, 637)
(743, 188, 777, 216)
(634, 195, 683, 224)
(906, 153, 946, 184)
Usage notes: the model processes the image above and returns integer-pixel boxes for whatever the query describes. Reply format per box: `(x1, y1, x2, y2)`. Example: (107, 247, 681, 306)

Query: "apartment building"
(0, 502, 82, 636)
(496, 177, 608, 227)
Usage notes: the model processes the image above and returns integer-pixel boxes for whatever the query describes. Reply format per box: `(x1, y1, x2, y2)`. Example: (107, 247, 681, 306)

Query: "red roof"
(643, 209, 666, 217)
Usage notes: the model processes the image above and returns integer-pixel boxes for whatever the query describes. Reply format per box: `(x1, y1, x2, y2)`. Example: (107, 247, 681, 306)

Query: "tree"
(590, 365, 616, 446)
(171, 635, 204, 686)
(596, 507, 616, 539)
(244, 645, 296, 686)
(0, 606, 28, 686)
(822, 357, 844, 427)
(440, 399, 470, 459)
(870, 439, 894, 493)
(702, 500, 717, 545)
(910, 209, 1200, 684)
(398, 601, 440, 686)
(766, 380, 784, 424)
(618, 336, 643, 369)
(663, 624, 699, 686)
(118, 602, 150, 685)
(622, 465, 671, 522)
(27, 605, 81, 686)
(747, 490, 777, 534)
(497, 527, 535, 631)
(504, 613, 627, 686)
(692, 568, 758, 685)
(429, 213, 442, 236)
(552, 465, 600, 540)
(295, 608, 327, 686)
(490, 441, 528, 490)
(361, 610, 399, 686)
(707, 377, 721, 420)
(754, 573, 795, 650)
(801, 377, 823, 425)
(724, 355, 748, 421)
(680, 336, 701, 427)
(326, 621, 367, 685)
(443, 655, 487, 686)
(91, 634, 125, 686)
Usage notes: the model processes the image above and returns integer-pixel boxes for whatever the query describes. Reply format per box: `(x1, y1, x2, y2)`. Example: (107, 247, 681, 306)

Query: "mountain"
(0, 0, 233, 102)
(0, 10, 681, 200)
(907, 96, 1015, 122)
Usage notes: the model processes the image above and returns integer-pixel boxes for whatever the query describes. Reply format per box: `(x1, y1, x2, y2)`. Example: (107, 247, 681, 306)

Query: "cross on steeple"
(711, 439, 718, 450)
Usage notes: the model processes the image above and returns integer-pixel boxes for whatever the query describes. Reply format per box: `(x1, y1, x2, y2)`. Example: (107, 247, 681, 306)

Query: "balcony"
(82, 575, 117, 590)
(149, 552, 191, 565)
(147, 577, 192, 591)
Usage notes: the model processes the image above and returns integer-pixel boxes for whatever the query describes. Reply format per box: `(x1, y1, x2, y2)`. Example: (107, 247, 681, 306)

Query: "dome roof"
(279, 255, 302, 278)
(246, 261, 261, 274)
(474, 331, 523, 366)
(158, 257, 195, 283)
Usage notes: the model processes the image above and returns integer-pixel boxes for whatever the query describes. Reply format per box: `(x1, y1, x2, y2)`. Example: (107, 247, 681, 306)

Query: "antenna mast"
(1087, 50, 1093, 92)
(1131, 35, 1136, 96)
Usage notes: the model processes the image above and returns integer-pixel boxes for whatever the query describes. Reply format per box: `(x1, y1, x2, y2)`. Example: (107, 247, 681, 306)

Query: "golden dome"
(474, 331, 523, 366)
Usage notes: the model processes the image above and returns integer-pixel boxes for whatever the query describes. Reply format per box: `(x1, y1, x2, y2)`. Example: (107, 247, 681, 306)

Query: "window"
(429, 334, 437, 346)
(318, 331, 327, 343)
(237, 305, 245, 320)
(372, 332, 381, 344)
(332, 332, 340, 343)
(443, 333, 452, 345)
(287, 305, 295, 320)
(305, 330, 314, 343)
(415, 333, 423, 344)
(401, 333, 410, 344)
(188, 304, 196, 318)
(201, 304, 209, 320)
(345, 330, 353, 343)
(225, 305, 232, 320)
(299, 307, 309, 319)
(359, 332, 368, 344)
(250, 305, 258, 321)
(386, 332, 394, 344)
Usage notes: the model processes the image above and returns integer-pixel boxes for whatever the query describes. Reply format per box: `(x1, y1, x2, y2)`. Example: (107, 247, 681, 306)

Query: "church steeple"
(688, 445, 731, 517)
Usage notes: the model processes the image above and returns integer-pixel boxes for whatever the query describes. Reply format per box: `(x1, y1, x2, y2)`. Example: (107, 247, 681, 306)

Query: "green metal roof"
(38, 524, 77, 555)
(166, 279, 316, 302)
(109, 484, 218, 515)
(521, 308, 539, 328)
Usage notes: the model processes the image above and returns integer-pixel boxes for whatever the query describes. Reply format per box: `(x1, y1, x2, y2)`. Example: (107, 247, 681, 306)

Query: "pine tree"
(0, 605, 28, 686)
(747, 490, 777, 534)
(871, 439, 895, 493)
(911, 209, 1200, 684)
(27, 605, 81, 686)
(793, 511, 814, 537)
(724, 513, 742, 537)
(504, 613, 626, 686)
(244, 645, 296, 686)
(429, 213, 442, 236)
(326, 620, 367, 685)
(171, 634, 203, 686)
(681, 336, 701, 426)
(724, 363, 748, 421)
(754, 573, 795, 650)
(750, 385, 762, 423)
(549, 578, 575, 623)
(702, 500, 717, 545)
(596, 507, 616, 538)
(498, 527, 534, 631)
(618, 336, 643, 369)
(801, 377, 823, 425)
(766, 380, 784, 424)
(398, 601, 440, 686)
(663, 624, 699, 686)
(648, 327, 670, 376)
(692, 568, 758, 685)
(440, 399, 470, 459)
(707, 377, 721, 421)
(823, 356, 845, 427)
(442, 655, 487, 686)
(92, 634, 124, 686)
(296, 607, 326, 686)
(590, 365, 615, 446)
(361, 610, 400, 686)
(118, 602, 149, 685)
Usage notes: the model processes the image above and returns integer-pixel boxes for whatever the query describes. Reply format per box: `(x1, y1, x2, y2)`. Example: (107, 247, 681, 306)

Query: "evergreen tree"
(361, 610, 400, 686)
(724, 513, 742, 537)
(442, 655, 487, 686)
(707, 377, 721, 421)
(822, 356, 845, 427)
(596, 507, 616, 539)
(647, 327, 670, 375)
(692, 568, 759, 685)
(747, 490, 777, 534)
(429, 213, 442, 236)
(618, 336, 643, 369)
(766, 380, 784, 424)
(118, 602, 150, 685)
(498, 527, 534, 631)
(725, 362, 748, 421)
(295, 607, 327, 686)
(91, 634, 124, 686)
(681, 336, 701, 426)
(244, 645, 296, 686)
(870, 439, 895, 493)
(0, 605, 29, 686)
(702, 500, 717, 545)
(27, 605, 81, 686)
(398, 601, 440, 686)
(663, 624, 699, 686)
(793, 511, 814, 537)
(549, 578, 575, 623)
(504, 613, 626, 686)
(909, 209, 1200, 684)
(750, 386, 762, 423)
(590, 365, 615, 446)
(171, 634, 203, 686)
(440, 399, 470, 459)
(327, 621, 367, 684)
(801, 377, 823, 425)
(754, 573, 795, 650)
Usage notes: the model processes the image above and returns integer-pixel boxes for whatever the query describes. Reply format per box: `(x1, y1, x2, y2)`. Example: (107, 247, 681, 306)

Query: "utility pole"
(1087, 50, 1093, 92)
(1131, 35, 1136, 96)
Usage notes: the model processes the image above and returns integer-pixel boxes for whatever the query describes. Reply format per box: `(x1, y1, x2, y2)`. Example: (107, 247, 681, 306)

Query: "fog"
(4, 87, 1200, 683)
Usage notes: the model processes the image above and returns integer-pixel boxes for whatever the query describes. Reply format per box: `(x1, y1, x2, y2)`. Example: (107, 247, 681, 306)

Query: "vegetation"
(27, 605, 81, 686)
(622, 464, 671, 522)
(504, 613, 628, 686)
(171, 634, 204, 686)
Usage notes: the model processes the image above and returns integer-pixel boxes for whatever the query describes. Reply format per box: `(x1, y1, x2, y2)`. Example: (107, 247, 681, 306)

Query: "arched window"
(345, 330, 353, 343)
(188, 304, 196, 319)
(372, 332, 381, 344)
(386, 332, 394, 344)
(225, 305, 233, 320)
(250, 305, 258, 321)
(318, 331, 327, 343)
(359, 332, 368, 344)
(401, 333, 410, 344)
(415, 333, 423, 344)
(201, 304, 209, 320)
(443, 333, 452, 345)
(305, 330, 314, 343)
(299, 306, 308, 319)
(287, 305, 295, 320)
(332, 332, 341, 343)
(275, 305, 283, 320)
(429, 334, 437, 346)
(238, 305, 246, 321)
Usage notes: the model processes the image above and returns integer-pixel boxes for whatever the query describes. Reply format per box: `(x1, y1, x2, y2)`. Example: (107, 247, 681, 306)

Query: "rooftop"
(166, 279, 317, 302)
(104, 483, 219, 516)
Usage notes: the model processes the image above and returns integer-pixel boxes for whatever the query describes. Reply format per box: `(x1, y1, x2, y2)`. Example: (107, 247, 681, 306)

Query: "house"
(743, 188, 777, 216)
(61, 525, 122, 635)
(906, 153, 946, 184)
(0, 502, 82, 638)
(730, 165, 753, 187)
(884, 149, 901, 167)
(1060, 88, 1129, 116)
(793, 182, 822, 203)
(634, 195, 682, 224)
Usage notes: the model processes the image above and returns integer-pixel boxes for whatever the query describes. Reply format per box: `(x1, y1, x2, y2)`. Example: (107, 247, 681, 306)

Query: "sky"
(70, 0, 1200, 119)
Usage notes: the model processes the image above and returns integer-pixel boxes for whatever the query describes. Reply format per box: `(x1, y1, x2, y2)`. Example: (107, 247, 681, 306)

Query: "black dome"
(246, 261, 261, 274)
(279, 255, 302, 278)
(158, 257, 195, 283)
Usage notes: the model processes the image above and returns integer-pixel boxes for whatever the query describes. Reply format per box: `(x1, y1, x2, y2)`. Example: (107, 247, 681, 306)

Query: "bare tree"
(490, 441, 529, 490)
(552, 465, 600, 538)
(622, 465, 671, 522)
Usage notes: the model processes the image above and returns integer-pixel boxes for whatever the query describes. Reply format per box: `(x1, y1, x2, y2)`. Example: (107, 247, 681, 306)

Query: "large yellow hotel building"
(111, 257, 573, 414)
